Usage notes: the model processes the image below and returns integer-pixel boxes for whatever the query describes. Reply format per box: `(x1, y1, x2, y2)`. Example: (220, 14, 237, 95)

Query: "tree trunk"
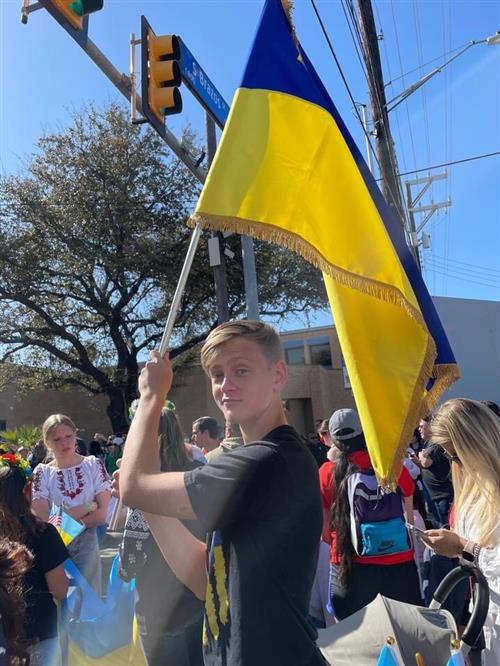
(106, 387, 130, 434)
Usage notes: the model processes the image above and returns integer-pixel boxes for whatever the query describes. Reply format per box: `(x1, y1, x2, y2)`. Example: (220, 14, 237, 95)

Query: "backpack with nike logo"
(347, 470, 411, 557)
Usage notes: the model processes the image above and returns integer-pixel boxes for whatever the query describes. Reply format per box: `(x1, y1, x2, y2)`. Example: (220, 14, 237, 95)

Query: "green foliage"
(0, 103, 327, 430)
(0, 425, 42, 449)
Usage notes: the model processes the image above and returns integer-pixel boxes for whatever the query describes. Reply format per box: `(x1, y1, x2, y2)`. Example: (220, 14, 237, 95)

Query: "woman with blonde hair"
(31, 414, 111, 595)
(423, 398, 500, 665)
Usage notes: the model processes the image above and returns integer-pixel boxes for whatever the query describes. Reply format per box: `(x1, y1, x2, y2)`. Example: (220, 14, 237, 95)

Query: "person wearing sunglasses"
(422, 398, 500, 666)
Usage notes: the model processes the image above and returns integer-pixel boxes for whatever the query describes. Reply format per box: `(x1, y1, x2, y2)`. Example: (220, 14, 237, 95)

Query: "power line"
(430, 254, 500, 276)
(384, 41, 472, 88)
(425, 258, 500, 283)
(424, 265, 500, 290)
(394, 151, 500, 178)
(339, 0, 368, 80)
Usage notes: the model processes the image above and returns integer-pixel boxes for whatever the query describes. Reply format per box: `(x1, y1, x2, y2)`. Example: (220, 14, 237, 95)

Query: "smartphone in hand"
(406, 522, 426, 538)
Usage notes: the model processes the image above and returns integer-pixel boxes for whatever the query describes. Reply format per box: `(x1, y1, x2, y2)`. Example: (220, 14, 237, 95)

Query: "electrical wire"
(309, 0, 412, 230)
(425, 258, 500, 283)
(385, 41, 475, 88)
(429, 254, 500, 276)
(339, 0, 368, 80)
(423, 265, 500, 290)
(374, 0, 408, 174)
(389, 0, 418, 181)
(395, 151, 500, 177)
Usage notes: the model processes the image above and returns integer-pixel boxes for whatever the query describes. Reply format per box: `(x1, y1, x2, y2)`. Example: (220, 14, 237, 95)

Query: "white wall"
(433, 296, 500, 404)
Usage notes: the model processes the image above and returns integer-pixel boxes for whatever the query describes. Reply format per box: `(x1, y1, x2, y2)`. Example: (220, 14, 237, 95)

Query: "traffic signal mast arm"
(24, 2, 206, 183)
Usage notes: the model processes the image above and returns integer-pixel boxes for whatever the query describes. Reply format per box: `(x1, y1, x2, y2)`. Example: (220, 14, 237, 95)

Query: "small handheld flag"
(48, 505, 85, 546)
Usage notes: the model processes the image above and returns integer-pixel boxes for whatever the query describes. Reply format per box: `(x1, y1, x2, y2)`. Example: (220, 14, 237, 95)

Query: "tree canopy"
(0, 104, 327, 430)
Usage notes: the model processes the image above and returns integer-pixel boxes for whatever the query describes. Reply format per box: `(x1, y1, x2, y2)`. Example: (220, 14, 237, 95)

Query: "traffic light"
(141, 16, 182, 134)
(49, 0, 103, 30)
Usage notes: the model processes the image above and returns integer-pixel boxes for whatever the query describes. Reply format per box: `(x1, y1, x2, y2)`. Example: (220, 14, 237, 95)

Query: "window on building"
(285, 346, 305, 365)
(341, 356, 352, 389)
(310, 342, 332, 367)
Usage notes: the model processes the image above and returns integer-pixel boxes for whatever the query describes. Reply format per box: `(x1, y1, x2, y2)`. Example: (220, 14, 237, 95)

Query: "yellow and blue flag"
(49, 506, 85, 546)
(190, 0, 459, 484)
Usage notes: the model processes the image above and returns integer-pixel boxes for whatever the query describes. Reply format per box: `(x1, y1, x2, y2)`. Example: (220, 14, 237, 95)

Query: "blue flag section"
(60, 555, 144, 665)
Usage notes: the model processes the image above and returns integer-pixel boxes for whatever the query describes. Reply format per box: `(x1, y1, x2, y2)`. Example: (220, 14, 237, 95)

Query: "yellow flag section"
(190, 0, 459, 484)
(68, 617, 146, 666)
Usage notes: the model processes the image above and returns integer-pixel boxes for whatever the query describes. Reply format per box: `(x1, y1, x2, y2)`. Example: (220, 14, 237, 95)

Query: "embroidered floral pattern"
(32, 468, 42, 494)
(31, 456, 111, 507)
(56, 466, 84, 501)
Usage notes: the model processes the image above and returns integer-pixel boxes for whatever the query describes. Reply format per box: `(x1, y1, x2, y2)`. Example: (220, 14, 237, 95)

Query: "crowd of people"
(0, 320, 499, 666)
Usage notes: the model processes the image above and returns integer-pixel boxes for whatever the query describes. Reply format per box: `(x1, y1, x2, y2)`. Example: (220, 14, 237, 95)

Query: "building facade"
(1, 295, 497, 440)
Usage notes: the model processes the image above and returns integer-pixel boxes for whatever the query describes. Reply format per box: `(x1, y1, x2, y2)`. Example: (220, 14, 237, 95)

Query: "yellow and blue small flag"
(48, 506, 85, 546)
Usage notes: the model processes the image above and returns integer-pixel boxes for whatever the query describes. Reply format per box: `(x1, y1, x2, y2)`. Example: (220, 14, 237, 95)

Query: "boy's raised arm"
(118, 351, 196, 521)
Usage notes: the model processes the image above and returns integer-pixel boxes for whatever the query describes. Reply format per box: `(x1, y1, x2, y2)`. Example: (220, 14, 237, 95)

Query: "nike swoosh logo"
(377, 542, 395, 552)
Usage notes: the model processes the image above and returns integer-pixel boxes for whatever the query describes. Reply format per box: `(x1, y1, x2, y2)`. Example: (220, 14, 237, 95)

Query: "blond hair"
(430, 398, 500, 546)
(201, 320, 284, 373)
(42, 414, 77, 447)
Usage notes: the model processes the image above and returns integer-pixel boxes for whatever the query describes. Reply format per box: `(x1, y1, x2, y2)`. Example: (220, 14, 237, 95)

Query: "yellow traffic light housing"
(141, 16, 182, 134)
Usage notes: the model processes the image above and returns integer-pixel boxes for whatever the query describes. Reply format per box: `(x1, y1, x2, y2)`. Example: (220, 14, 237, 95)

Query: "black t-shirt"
(24, 522, 69, 640)
(135, 462, 206, 634)
(185, 425, 324, 666)
(420, 444, 454, 502)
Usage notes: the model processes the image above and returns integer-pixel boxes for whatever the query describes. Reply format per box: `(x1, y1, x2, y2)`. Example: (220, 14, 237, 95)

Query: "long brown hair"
(0, 537, 33, 664)
(0, 466, 43, 543)
(158, 409, 192, 472)
(330, 452, 358, 585)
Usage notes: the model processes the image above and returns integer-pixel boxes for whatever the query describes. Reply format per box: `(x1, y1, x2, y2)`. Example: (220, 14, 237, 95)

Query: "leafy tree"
(0, 104, 327, 431)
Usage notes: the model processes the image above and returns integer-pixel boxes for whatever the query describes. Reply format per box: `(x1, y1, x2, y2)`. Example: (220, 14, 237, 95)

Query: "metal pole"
(129, 33, 137, 122)
(405, 181, 422, 270)
(359, 103, 374, 174)
(205, 113, 230, 324)
(241, 236, 260, 319)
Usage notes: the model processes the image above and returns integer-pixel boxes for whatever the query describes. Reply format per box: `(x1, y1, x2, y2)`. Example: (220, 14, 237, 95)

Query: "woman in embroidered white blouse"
(31, 414, 111, 595)
(422, 399, 500, 666)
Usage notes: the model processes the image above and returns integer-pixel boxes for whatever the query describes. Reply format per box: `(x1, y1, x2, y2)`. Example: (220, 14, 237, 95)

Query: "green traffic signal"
(69, 0, 104, 17)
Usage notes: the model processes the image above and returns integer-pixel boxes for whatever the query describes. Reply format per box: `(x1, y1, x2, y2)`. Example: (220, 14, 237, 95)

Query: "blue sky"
(1, 0, 499, 331)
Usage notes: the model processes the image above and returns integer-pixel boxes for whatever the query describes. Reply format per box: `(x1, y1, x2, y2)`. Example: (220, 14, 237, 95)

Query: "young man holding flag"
(118, 320, 326, 666)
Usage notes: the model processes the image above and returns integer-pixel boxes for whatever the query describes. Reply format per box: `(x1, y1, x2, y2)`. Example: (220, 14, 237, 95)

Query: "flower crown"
(0, 453, 32, 480)
(128, 399, 176, 421)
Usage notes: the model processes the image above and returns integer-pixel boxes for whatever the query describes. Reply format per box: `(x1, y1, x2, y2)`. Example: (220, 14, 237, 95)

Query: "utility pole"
(355, 0, 406, 232)
(205, 114, 230, 323)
